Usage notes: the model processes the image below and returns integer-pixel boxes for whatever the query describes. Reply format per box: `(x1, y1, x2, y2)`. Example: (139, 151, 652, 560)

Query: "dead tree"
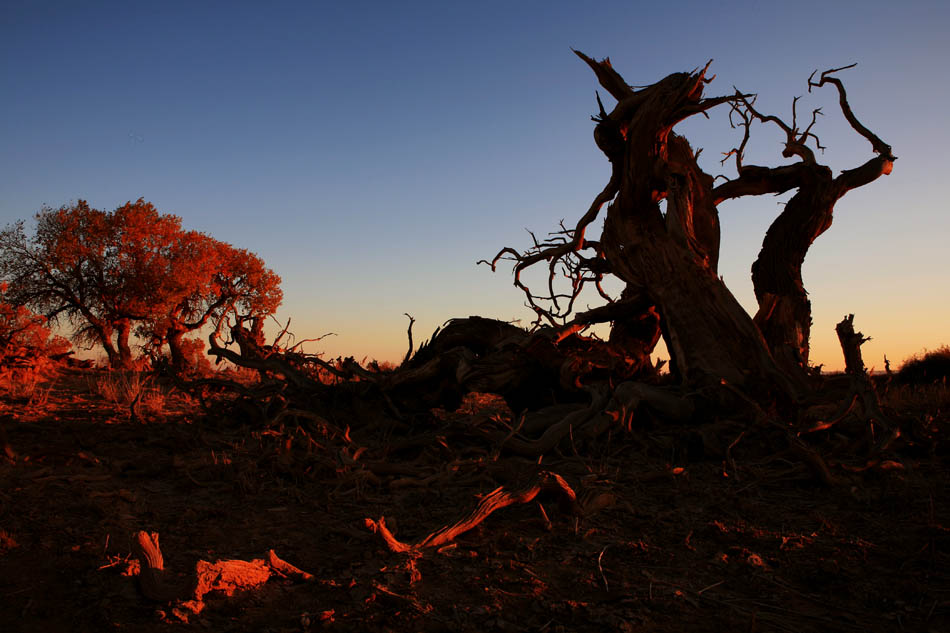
(485, 53, 893, 415)
(489, 55, 781, 405)
(205, 54, 895, 456)
(714, 65, 895, 374)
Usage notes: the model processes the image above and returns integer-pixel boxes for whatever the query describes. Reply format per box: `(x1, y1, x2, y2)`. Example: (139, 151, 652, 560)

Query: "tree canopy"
(0, 199, 282, 370)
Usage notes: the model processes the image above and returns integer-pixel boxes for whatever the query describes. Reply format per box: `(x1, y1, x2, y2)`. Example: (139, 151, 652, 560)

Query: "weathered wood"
(365, 470, 581, 552)
(836, 314, 870, 376)
(132, 531, 187, 602)
(131, 530, 314, 616)
(834, 314, 896, 436)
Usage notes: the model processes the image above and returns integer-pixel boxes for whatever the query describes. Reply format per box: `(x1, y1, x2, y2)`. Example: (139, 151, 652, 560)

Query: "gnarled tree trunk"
(715, 69, 894, 374)
(563, 54, 803, 405)
(115, 318, 135, 369)
(482, 53, 893, 416)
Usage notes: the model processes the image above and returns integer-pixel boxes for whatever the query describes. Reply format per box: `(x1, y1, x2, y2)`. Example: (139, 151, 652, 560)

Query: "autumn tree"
(0, 199, 281, 370)
(139, 233, 282, 374)
(0, 283, 71, 365)
(0, 200, 141, 368)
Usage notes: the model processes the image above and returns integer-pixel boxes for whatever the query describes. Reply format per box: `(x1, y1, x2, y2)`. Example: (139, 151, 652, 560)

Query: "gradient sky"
(2, 0, 948, 370)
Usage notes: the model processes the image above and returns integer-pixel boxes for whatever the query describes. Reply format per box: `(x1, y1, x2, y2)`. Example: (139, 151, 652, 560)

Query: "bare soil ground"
(1, 367, 948, 632)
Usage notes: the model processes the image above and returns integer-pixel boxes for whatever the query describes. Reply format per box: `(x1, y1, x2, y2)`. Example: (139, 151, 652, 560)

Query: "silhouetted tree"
(188, 54, 897, 477)
(485, 54, 893, 410)
(715, 65, 895, 375)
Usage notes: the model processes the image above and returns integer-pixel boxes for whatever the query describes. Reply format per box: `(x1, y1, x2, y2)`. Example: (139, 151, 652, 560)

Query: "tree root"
(365, 471, 584, 553)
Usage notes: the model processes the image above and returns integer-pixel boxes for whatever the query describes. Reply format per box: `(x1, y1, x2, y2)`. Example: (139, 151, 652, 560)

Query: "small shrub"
(896, 346, 950, 385)
(0, 365, 53, 407)
(89, 370, 168, 417)
(0, 291, 69, 406)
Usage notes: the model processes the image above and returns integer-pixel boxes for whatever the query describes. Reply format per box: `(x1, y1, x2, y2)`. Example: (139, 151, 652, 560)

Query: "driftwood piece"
(365, 471, 581, 553)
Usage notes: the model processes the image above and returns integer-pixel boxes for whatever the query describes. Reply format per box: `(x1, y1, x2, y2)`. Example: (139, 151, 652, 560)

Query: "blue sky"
(2, 0, 948, 369)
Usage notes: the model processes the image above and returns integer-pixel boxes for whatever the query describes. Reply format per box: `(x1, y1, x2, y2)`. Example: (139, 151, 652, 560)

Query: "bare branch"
(799, 107, 824, 150)
(721, 96, 753, 172)
(572, 50, 634, 102)
(677, 92, 751, 120)
(271, 316, 293, 348)
(735, 92, 819, 164)
(481, 170, 620, 325)
(286, 332, 335, 354)
(808, 64, 894, 159)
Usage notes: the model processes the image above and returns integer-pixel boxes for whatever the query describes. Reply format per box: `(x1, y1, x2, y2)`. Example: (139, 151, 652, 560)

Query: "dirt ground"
(1, 367, 948, 632)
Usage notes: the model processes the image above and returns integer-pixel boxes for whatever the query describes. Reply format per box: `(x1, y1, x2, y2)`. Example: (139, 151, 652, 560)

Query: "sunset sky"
(2, 0, 947, 370)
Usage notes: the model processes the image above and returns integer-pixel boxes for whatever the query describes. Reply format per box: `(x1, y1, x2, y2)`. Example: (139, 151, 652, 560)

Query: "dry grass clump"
(0, 364, 54, 408)
(0, 292, 70, 409)
(89, 370, 170, 418)
(883, 381, 950, 418)
(879, 345, 950, 418)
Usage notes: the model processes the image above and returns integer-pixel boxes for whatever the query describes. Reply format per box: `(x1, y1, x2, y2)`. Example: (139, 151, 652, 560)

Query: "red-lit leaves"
(0, 199, 281, 371)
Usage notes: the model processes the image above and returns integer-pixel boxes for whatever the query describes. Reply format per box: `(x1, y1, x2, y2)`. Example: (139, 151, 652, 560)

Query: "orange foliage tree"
(0, 283, 71, 365)
(0, 199, 281, 370)
(138, 233, 282, 374)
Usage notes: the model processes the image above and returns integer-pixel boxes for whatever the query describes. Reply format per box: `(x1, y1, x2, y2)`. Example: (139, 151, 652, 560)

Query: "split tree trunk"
(573, 53, 803, 406)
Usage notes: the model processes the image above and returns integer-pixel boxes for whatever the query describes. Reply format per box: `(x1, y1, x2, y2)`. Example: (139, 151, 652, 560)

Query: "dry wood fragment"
(365, 471, 581, 552)
(131, 530, 314, 612)
(267, 549, 314, 582)
(132, 531, 187, 602)
(192, 558, 271, 602)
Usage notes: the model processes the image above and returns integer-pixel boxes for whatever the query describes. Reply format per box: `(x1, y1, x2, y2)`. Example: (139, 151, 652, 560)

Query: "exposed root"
(365, 471, 582, 553)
